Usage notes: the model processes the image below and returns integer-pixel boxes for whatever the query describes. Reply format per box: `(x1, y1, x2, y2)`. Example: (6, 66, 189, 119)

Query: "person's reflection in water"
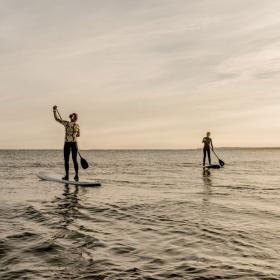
(202, 168, 212, 195)
(52, 184, 80, 239)
(61, 184, 80, 228)
(200, 168, 213, 221)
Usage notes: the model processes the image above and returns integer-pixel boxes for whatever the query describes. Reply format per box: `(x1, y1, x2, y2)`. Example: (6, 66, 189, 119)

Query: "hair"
(207, 131, 211, 136)
(69, 113, 78, 121)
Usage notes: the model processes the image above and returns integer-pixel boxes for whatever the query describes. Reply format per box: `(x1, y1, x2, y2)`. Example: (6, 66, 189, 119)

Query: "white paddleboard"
(37, 172, 101, 187)
(203, 164, 221, 169)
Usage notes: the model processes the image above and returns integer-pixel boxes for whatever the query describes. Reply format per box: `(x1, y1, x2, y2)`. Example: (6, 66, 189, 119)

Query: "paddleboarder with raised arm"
(53, 105, 80, 181)
(202, 131, 213, 166)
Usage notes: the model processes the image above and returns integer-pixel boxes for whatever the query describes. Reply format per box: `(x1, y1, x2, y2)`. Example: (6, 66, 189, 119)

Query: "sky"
(1, 0, 280, 149)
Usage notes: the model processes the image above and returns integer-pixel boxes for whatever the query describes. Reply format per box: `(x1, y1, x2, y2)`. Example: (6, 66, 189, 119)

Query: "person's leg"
(71, 142, 79, 180)
(203, 148, 206, 166)
(207, 148, 211, 165)
(63, 142, 70, 180)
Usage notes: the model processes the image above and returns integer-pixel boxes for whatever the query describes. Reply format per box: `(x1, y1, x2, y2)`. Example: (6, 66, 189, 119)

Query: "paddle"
(55, 107, 89, 169)
(212, 149, 225, 166)
(78, 151, 89, 169)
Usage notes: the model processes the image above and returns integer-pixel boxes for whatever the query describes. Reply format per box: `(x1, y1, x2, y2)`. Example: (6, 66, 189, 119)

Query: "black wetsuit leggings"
(64, 142, 79, 176)
(203, 147, 211, 165)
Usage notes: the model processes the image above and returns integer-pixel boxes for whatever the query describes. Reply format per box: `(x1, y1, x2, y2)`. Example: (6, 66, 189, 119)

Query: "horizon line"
(1, 147, 280, 151)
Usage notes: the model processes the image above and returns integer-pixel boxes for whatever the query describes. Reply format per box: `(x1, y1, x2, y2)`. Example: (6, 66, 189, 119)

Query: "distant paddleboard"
(203, 164, 221, 169)
(37, 172, 101, 187)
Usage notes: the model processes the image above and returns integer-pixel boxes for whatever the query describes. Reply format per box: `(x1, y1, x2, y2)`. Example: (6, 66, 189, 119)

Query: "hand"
(53, 105, 57, 111)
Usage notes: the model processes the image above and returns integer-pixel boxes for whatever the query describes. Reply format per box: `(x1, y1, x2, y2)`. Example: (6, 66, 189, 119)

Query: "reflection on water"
(52, 185, 80, 239)
(59, 185, 79, 228)
(201, 169, 212, 220)
(202, 168, 212, 192)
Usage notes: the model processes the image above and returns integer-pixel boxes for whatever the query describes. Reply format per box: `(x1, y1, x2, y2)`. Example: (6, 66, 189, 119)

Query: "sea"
(0, 149, 280, 280)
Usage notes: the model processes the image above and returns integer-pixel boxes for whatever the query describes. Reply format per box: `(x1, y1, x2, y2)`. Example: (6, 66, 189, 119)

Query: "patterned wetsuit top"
(62, 121, 79, 142)
(55, 113, 80, 142)
(54, 111, 80, 142)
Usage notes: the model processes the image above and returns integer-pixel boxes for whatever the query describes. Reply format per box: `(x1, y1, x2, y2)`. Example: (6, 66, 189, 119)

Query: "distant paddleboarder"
(202, 132, 213, 166)
(53, 105, 80, 181)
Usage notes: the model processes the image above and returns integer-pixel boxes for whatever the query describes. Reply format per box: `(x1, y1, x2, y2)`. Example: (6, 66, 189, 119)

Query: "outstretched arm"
(53, 105, 66, 125)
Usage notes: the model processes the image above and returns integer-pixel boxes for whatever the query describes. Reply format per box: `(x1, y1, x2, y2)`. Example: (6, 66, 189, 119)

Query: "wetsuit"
(202, 137, 213, 165)
(54, 111, 80, 177)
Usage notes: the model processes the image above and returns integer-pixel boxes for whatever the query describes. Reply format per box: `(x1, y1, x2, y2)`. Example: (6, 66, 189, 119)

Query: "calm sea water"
(0, 149, 280, 280)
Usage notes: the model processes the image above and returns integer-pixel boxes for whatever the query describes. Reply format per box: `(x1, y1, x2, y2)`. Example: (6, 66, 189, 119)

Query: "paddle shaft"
(212, 149, 220, 160)
(56, 108, 63, 121)
(212, 149, 225, 165)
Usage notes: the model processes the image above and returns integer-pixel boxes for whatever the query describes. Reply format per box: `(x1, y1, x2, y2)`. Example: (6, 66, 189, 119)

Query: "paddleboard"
(203, 164, 221, 169)
(37, 172, 101, 187)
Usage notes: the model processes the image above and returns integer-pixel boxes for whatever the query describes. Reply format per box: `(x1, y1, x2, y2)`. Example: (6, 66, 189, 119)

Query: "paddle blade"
(219, 159, 225, 166)
(80, 157, 89, 169)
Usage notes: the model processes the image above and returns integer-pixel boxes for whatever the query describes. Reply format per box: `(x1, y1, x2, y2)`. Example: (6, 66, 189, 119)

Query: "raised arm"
(53, 106, 66, 125)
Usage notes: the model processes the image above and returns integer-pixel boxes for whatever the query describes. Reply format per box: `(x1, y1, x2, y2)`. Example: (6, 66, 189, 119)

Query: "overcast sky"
(1, 0, 280, 149)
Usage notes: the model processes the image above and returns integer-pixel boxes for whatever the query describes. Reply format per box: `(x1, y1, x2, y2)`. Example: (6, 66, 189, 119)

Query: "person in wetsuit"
(202, 132, 213, 166)
(53, 105, 80, 181)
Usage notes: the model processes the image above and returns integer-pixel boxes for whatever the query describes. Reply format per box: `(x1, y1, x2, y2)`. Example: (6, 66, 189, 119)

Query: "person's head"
(69, 113, 78, 122)
(206, 131, 211, 137)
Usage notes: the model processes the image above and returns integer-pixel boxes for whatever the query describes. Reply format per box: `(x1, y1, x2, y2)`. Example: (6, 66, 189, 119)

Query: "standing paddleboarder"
(202, 132, 214, 166)
(53, 105, 80, 181)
